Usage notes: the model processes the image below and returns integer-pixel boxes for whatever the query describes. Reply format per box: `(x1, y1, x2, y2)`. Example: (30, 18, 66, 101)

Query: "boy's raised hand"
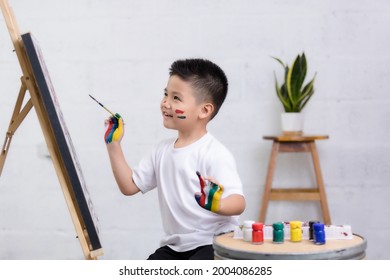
(105, 113, 124, 143)
(195, 171, 224, 213)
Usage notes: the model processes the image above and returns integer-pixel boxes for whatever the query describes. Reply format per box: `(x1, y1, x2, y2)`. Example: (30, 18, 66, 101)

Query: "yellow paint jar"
(290, 220, 302, 242)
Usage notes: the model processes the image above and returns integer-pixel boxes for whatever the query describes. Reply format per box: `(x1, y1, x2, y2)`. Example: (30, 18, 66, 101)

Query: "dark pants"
(147, 245, 214, 260)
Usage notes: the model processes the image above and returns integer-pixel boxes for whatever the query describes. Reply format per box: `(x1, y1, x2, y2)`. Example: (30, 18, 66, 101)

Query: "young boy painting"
(105, 58, 245, 260)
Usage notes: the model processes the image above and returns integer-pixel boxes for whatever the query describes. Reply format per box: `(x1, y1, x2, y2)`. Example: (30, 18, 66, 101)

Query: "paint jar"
(309, 220, 320, 240)
(243, 220, 255, 242)
(313, 222, 326, 245)
(252, 223, 264, 244)
(272, 222, 284, 244)
(290, 220, 302, 242)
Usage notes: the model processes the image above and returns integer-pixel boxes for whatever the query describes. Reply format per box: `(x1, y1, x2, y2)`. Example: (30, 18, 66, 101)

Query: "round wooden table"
(213, 232, 367, 260)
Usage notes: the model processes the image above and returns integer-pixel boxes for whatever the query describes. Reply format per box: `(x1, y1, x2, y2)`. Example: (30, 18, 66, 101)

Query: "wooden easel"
(0, 0, 103, 259)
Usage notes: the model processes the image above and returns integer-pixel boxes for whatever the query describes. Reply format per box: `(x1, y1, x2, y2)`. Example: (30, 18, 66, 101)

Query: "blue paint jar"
(309, 220, 320, 240)
(313, 222, 326, 245)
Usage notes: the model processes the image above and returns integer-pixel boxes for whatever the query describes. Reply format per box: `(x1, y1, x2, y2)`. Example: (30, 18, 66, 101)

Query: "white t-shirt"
(132, 132, 244, 252)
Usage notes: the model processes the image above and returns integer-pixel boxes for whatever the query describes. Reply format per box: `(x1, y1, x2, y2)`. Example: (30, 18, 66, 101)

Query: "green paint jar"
(273, 222, 284, 244)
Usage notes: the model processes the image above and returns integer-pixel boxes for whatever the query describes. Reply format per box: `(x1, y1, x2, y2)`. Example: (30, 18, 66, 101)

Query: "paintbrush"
(89, 94, 119, 119)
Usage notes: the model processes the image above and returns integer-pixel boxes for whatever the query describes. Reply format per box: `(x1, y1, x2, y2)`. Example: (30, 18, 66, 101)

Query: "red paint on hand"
(196, 171, 206, 207)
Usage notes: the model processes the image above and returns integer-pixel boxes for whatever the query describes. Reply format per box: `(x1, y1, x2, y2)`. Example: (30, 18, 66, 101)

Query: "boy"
(105, 58, 245, 260)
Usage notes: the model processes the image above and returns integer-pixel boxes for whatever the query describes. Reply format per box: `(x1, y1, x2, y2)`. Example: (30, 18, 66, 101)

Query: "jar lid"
(289, 221, 302, 228)
(273, 222, 284, 230)
(313, 222, 324, 230)
(309, 220, 321, 226)
(252, 222, 263, 230)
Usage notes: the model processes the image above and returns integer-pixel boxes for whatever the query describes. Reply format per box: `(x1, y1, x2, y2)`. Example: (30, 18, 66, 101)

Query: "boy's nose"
(161, 100, 171, 108)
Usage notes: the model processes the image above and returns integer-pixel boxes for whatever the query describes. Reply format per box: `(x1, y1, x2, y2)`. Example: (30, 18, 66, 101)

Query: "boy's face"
(161, 75, 206, 131)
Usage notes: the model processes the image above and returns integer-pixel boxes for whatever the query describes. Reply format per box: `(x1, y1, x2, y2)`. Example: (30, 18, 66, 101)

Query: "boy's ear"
(199, 103, 214, 120)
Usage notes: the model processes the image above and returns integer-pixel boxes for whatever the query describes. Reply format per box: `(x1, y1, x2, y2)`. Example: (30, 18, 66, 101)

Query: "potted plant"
(273, 52, 316, 135)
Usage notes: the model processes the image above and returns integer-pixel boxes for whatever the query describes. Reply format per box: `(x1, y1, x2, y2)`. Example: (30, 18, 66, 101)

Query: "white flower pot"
(281, 112, 304, 135)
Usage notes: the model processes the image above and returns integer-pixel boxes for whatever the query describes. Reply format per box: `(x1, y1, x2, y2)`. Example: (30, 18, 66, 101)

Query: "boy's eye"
(173, 96, 181, 101)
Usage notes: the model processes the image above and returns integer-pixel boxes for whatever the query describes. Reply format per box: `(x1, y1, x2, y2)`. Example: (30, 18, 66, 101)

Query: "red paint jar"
(252, 222, 264, 244)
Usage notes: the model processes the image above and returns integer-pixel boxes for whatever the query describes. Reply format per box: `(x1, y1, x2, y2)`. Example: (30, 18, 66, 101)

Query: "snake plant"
(273, 53, 316, 112)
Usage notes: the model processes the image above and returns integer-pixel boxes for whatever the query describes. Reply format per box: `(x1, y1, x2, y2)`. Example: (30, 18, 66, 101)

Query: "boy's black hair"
(169, 58, 228, 120)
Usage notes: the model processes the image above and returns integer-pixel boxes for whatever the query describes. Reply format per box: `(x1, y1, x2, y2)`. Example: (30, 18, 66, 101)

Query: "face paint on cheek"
(175, 109, 186, 119)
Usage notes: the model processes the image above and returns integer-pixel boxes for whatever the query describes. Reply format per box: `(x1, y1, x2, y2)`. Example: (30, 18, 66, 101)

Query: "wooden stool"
(259, 135, 331, 224)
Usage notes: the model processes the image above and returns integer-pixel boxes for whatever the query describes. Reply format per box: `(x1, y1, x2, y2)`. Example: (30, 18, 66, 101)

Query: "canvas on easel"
(0, 0, 103, 259)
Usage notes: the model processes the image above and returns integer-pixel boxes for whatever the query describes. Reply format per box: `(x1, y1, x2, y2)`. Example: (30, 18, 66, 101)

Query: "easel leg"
(259, 141, 279, 222)
(310, 142, 331, 224)
(0, 78, 32, 175)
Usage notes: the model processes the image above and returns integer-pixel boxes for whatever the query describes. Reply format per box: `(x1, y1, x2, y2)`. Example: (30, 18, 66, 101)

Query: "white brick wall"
(0, 0, 389, 259)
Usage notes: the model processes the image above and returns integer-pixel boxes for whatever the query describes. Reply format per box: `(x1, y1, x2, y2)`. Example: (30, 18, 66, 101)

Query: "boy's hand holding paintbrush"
(89, 94, 124, 143)
(104, 115, 124, 143)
